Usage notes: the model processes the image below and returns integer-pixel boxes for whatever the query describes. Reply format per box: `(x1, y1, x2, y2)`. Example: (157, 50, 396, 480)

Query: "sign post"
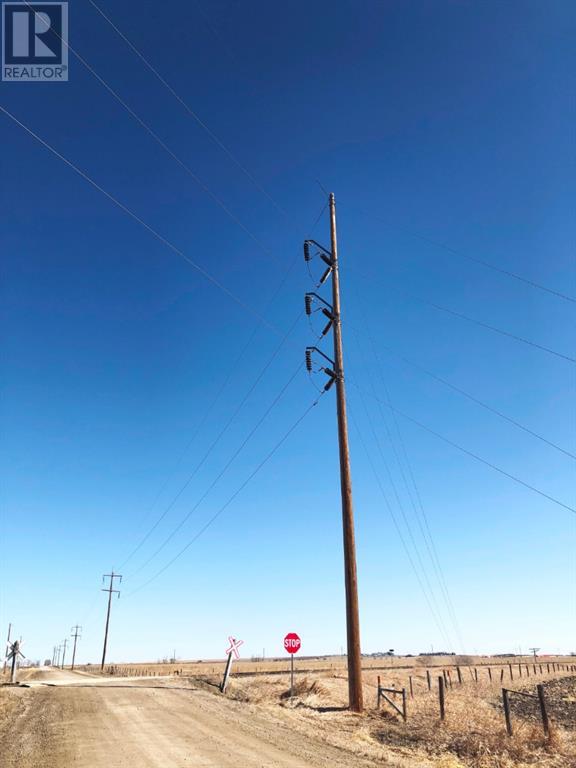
(4, 640, 24, 685)
(284, 632, 301, 697)
(220, 636, 243, 693)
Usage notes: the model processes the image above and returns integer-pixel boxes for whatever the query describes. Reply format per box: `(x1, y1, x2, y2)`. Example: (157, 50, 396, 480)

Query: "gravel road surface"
(0, 669, 378, 768)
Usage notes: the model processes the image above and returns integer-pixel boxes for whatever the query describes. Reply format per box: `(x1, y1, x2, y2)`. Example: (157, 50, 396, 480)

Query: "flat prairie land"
(1, 661, 574, 768)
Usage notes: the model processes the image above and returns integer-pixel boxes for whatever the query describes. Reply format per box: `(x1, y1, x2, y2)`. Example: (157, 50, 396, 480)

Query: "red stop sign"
(284, 632, 301, 654)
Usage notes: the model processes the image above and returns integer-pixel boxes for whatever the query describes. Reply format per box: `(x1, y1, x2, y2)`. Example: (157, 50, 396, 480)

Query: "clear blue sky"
(1, 0, 574, 665)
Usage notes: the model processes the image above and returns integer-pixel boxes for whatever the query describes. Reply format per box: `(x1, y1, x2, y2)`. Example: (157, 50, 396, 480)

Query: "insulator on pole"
(324, 376, 336, 391)
(305, 349, 313, 372)
(321, 320, 333, 337)
(305, 294, 313, 315)
(303, 241, 311, 261)
(319, 266, 332, 284)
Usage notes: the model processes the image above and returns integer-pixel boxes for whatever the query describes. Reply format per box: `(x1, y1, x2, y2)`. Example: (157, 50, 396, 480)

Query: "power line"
(350, 383, 576, 515)
(119, 198, 327, 568)
(348, 403, 453, 650)
(0, 106, 280, 334)
(121, 314, 303, 571)
(345, 203, 576, 304)
(352, 266, 576, 364)
(375, 342, 576, 461)
(373, 369, 466, 652)
(352, 327, 465, 651)
(126, 393, 324, 595)
(85, 0, 289, 224)
(127, 361, 304, 577)
(21, 0, 283, 265)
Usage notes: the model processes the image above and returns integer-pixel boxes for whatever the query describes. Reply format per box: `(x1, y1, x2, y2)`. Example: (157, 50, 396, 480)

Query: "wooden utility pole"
(71, 625, 82, 671)
(329, 192, 363, 713)
(2, 622, 11, 675)
(61, 638, 68, 669)
(101, 571, 122, 671)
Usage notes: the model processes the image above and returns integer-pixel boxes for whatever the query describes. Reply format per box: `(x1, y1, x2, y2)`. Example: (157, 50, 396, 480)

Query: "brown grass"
(216, 670, 576, 768)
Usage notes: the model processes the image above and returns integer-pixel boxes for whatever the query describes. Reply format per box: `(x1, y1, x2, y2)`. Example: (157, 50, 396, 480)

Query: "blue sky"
(1, 0, 574, 665)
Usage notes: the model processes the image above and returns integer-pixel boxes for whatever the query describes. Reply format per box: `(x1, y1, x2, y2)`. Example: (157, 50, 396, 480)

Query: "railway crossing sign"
(284, 633, 301, 654)
(4, 639, 24, 684)
(225, 637, 244, 660)
(220, 636, 244, 694)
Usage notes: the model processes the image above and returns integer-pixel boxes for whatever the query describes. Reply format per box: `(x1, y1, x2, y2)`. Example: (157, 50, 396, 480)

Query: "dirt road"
(0, 669, 379, 768)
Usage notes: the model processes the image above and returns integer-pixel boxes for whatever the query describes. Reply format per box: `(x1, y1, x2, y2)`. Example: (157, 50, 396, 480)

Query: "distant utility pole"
(101, 571, 122, 671)
(55, 645, 61, 668)
(61, 638, 68, 669)
(71, 626, 82, 671)
(529, 647, 541, 662)
(52, 646, 57, 667)
(2, 623, 11, 674)
(304, 193, 363, 713)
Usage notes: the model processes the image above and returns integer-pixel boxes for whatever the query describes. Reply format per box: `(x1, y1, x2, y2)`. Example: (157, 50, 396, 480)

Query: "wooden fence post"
(537, 684, 550, 737)
(438, 676, 445, 721)
(457, 666, 462, 684)
(377, 675, 381, 709)
(474, 668, 478, 683)
(427, 670, 431, 691)
(500, 668, 505, 682)
(502, 689, 512, 736)
(409, 675, 414, 699)
(509, 664, 513, 680)
(488, 667, 492, 682)
(402, 687, 407, 721)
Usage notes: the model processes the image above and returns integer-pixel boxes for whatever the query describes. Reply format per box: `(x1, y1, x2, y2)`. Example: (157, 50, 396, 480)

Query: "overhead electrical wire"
(82, 0, 575, 313)
(120, 314, 303, 570)
(126, 361, 304, 577)
(126, 392, 324, 595)
(0, 106, 280, 334)
(350, 383, 576, 515)
(343, 202, 576, 304)
(351, 265, 575, 364)
(85, 0, 289, 224)
(119, 199, 327, 567)
(371, 367, 466, 652)
(347, 403, 454, 650)
(20, 0, 283, 266)
(375, 342, 576, 461)
(353, 386, 455, 650)
(352, 327, 465, 651)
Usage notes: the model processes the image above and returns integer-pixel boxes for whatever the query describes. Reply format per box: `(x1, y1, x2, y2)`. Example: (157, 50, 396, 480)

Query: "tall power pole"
(2, 623, 11, 674)
(70, 625, 82, 671)
(328, 193, 363, 713)
(303, 193, 363, 712)
(101, 571, 122, 671)
(61, 638, 68, 669)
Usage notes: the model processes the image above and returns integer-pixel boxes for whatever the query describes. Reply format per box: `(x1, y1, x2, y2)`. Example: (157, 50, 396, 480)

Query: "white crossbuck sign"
(225, 637, 243, 659)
